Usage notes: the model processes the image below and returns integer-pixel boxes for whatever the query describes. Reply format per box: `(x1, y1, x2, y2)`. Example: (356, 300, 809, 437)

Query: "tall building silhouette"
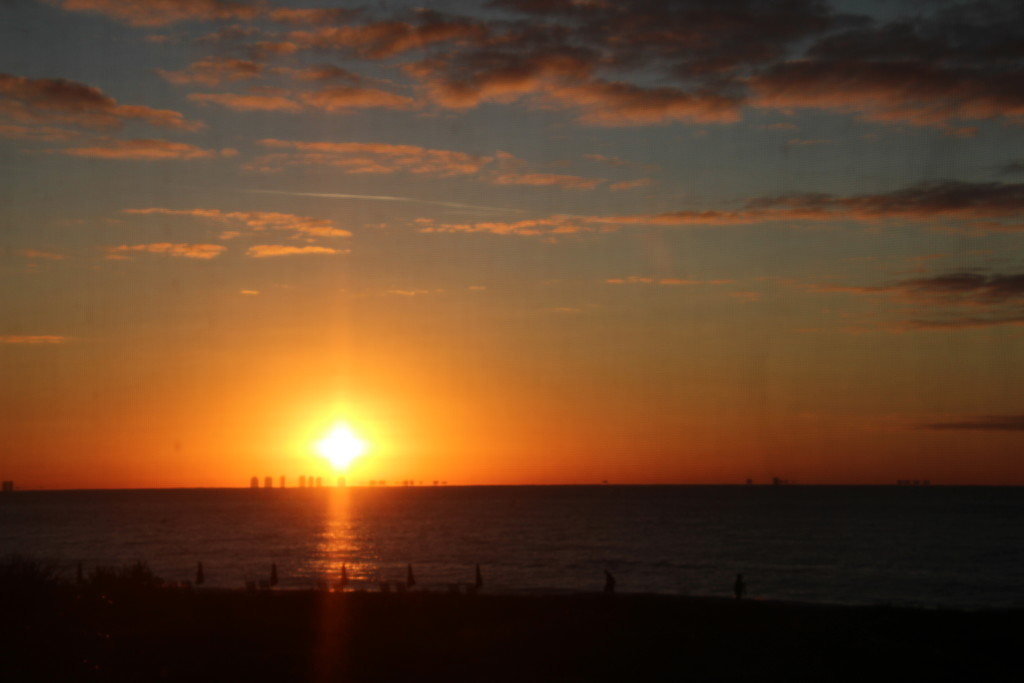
(250, 476, 259, 489)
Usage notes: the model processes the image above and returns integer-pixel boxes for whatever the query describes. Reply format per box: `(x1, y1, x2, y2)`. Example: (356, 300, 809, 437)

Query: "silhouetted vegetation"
(1, 556, 1021, 682)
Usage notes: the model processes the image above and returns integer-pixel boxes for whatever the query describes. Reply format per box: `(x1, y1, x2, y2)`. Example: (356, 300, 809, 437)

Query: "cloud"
(252, 139, 491, 176)
(751, 60, 1024, 129)
(298, 85, 414, 112)
(157, 57, 263, 87)
(284, 13, 488, 59)
(595, 181, 1024, 229)
(416, 216, 595, 236)
(803, 269, 1024, 330)
(57, 139, 233, 160)
(919, 415, 1024, 431)
(267, 8, 360, 26)
(606, 276, 722, 286)
(879, 272, 1024, 305)
(608, 178, 652, 191)
(187, 92, 303, 113)
(998, 160, 1024, 176)
(408, 49, 595, 109)
(105, 243, 226, 260)
(250, 142, 603, 189)
(547, 80, 742, 126)
(412, 48, 742, 125)
(187, 85, 413, 114)
(0, 335, 67, 344)
(275, 65, 363, 83)
(247, 189, 520, 214)
(0, 123, 77, 142)
(245, 245, 348, 258)
(749, 181, 1024, 226)
(124, 207, 352, 239)
(50, 0, 260, 27)
(0, 73, 202, 131)
(18, 249, 65, 260)
(606, 276, 654, 284)
(491, 172, 604, 190)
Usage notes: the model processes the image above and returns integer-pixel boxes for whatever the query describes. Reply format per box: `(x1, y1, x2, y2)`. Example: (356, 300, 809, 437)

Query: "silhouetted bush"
(0, 556, 62, 591)
(87, 561, 164, 593)
(0, 556, 64, 612)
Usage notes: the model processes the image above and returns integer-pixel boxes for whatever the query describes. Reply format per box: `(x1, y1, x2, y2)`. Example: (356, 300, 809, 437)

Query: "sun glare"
(315, 423, 368, 471)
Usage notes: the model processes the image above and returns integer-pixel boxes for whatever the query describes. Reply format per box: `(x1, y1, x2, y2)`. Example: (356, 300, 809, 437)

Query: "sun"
(315, 423, 368, 471)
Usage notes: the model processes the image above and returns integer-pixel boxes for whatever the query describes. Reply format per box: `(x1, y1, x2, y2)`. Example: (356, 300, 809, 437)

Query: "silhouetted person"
(270, 563, 279, 587)
(339, 564, 348, 591)
(196, 562, 204, 586)
(604, 570, 616, 594)
(734, 573, 746, 600)
(406, 563, 416, 589)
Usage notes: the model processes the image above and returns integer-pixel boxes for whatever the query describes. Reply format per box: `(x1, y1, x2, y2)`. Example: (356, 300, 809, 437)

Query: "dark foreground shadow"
(2, 559, 1021, 682)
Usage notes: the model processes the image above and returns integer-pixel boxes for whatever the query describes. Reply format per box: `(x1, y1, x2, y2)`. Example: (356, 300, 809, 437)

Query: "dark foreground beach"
(3, 566, 1020, 682)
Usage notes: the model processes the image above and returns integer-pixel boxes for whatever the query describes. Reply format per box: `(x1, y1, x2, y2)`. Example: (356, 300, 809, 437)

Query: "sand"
(3, 582, 1021, 682)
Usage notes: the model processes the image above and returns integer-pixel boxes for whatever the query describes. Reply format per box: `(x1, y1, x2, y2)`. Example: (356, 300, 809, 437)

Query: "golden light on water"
(315, 423, 368, 472)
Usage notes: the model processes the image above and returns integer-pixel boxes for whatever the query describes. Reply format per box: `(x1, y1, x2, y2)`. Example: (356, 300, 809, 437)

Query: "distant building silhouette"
(280, 476, 286, 489)
(1, 481, 13, 492)
(264, 476, 273, 489)
(315, 476, 322, 487)
(337, 476, 345, 487)
(299, 475, 306, 488)
(250, 476, 259, 489)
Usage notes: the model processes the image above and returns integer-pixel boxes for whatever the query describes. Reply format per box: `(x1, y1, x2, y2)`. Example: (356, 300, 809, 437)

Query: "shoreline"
(5, 580, 1021, 682)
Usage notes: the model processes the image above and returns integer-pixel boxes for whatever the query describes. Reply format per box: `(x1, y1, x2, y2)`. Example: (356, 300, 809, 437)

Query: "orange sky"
(3, 0, 1024, 488)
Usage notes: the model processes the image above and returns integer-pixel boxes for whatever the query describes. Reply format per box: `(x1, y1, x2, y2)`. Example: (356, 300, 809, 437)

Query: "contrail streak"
(245, 189, 523, 214)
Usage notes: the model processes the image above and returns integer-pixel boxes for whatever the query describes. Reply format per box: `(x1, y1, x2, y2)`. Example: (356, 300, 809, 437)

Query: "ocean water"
(1, 485, 1021, 609)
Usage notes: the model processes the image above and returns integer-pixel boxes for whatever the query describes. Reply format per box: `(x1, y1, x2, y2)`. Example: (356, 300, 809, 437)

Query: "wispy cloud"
(416, 216, 594, 236)
(188, 92, 303, 113)
(58, 139, 235, 161)
(105, 243, 226, 260)
(157, 57, 263, 87)
(245, 245, 348, 258)
(19, 249, 65, 260)
(124, 208, 351, 238)
(491, 171, 604, 190)
(0, 123, 78, 142)
(246, 189, 522, 214)
(251, 139, 489, 176)
(0, 335, 67, 344)
(49, 0, 260, 27)
(801, 270, 1024, 330)
(0, 73, 202, 131)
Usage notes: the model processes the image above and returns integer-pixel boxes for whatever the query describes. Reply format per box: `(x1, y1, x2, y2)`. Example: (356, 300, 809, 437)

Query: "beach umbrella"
(270, 563, 279, 587)
(475, 563, 483, 591)
(196, 561, 204, 586)
(406, 563, 416, 589)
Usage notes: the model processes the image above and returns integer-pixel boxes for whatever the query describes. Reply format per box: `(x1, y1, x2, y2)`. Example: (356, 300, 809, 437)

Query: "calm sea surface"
(1, 486, 1021, 609)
